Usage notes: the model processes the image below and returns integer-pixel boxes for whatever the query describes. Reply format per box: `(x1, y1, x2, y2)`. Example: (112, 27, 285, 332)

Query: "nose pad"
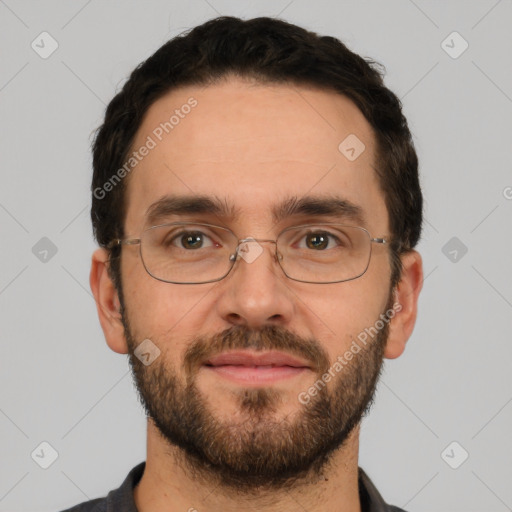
(232, 239, 283, 267)
(225, 241, 287, 284)
(235, 238, 264, 264)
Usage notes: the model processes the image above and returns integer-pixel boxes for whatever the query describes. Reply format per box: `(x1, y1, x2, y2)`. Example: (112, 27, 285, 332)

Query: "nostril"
(227, 313, 244, 324)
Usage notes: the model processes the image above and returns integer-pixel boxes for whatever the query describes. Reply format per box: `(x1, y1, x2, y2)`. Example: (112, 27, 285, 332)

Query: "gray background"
(1, 0, 511, 510)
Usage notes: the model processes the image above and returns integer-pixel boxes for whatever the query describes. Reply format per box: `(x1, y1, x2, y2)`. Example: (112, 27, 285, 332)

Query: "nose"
(214, 239, 295, 329)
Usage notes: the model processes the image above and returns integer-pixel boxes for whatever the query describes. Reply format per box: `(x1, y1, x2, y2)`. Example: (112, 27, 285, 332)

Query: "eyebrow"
(145, 194, 366, 227)
(274, 195, 366, 227)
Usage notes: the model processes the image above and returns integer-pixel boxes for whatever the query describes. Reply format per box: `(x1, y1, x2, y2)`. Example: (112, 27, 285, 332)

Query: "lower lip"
(202, 365, 309, 385)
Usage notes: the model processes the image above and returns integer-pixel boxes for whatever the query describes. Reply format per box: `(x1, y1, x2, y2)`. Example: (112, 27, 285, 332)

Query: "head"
(90, 16, 423, 491)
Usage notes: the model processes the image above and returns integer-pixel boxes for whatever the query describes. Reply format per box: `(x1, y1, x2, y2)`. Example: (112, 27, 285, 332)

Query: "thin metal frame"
(107, 222, 389, 285)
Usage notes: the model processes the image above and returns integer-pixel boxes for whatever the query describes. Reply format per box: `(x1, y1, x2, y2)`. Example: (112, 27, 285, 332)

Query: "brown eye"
(305, 233, 330, 250)
(162, 230, 215, 250)
(180, 232, 205, 249)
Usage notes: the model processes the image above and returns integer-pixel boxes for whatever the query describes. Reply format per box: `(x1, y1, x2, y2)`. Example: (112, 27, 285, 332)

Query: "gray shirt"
(59, 462, 407, 512)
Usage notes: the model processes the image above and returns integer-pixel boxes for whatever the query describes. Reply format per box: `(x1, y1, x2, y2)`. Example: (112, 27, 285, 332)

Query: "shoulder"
(57, 461, 145, 512)
(58, 497, 107, 512)
(358, 466, 408, 512)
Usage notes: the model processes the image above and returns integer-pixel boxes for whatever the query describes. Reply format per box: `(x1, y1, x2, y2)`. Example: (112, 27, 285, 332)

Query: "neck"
(134, 420, 362, 512)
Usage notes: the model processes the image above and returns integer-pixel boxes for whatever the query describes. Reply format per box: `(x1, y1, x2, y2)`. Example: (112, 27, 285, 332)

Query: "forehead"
(124, 77, 387, 235)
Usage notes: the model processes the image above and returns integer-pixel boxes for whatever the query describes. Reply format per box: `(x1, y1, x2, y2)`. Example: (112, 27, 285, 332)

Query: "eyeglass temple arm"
(106, 238, 141, 250)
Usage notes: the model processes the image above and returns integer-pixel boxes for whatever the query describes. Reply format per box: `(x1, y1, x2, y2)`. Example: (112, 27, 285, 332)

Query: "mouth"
(201, 351, 312, 385)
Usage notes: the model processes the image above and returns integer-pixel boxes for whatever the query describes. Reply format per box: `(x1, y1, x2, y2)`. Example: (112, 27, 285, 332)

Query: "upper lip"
(203, 351, 311, 368)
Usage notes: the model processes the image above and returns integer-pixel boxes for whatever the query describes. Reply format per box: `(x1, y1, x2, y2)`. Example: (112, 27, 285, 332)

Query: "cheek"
(296, 271, 390, 360)
(121, 252, 214, 346)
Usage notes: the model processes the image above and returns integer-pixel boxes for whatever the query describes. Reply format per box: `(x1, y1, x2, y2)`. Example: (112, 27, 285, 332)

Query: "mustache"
(183, 324, 330, 379)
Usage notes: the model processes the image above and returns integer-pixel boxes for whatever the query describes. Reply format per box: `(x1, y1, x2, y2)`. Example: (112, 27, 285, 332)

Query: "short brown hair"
(91, 16, 422, 294)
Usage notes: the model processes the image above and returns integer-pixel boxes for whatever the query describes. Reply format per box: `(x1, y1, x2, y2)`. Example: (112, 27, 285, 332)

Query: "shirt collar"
(106, 462, 404, 512)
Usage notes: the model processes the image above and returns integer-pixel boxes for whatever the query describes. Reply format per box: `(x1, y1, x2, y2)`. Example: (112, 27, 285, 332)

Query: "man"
(62, 15, 423, 512)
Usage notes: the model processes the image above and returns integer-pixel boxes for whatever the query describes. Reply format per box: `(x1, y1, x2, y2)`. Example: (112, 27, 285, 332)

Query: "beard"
(122, 291, 394, 493)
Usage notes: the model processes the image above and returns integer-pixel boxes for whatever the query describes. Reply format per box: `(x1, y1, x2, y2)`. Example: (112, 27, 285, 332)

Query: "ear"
(90, 248, 129, 354)
(384, 250, 423, 359)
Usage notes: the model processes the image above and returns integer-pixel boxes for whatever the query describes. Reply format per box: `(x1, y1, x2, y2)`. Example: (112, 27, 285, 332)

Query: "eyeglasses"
(107, 222, 389, 284)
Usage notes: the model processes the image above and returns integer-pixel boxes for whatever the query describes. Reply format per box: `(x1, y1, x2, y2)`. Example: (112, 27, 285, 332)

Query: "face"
(117, 77, 395, 489)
